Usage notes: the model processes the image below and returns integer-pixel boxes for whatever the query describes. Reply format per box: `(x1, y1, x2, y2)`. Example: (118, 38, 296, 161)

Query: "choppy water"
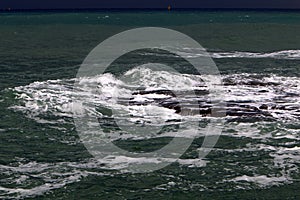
(0, 10, 300, 199)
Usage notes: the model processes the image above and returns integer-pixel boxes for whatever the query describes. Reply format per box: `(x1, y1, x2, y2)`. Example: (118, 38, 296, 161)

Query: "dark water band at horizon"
(1, 8, 300, 12)
(1, 9, 300, 24)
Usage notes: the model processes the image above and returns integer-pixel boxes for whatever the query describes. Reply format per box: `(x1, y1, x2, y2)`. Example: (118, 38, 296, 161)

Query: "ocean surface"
(0, 10, 300, 199)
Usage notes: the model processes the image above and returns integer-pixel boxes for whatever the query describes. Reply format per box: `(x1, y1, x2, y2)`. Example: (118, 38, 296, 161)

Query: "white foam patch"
(123, 67, 206, 90)
(95, 156, 208, 171)
(216, 142, 300, 188)
(230, 175, 289, 187)
(0, 161, 105, 199)
(0, 156, 208, 199)
(9, 67, 211, 130)
(8, 69, 300, 140)
(211, 50, 300, 59)
(176, 48, 300, 60)
(222, 120, 300, 142)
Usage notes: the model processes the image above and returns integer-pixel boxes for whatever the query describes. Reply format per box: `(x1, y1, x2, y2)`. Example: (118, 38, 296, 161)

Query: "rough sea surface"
(0, 10, 300, 199)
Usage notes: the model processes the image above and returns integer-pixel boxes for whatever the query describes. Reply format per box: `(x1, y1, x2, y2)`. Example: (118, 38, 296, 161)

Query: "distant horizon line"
(1, 8, 300, 12)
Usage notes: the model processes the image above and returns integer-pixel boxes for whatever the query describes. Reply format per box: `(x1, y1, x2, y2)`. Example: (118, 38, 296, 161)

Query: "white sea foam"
(177, 48, 300, 59)
(0, 160, 105, 199)
(10, 68, 300, 132)
(230, 175, 289, 187)
(210, 50, 300, 59)
(0, 156, 208, 199)
(10, 67, 209, 127)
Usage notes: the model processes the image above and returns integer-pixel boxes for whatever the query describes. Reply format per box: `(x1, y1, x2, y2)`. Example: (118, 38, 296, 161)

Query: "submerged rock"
(259, 104, 268, 110)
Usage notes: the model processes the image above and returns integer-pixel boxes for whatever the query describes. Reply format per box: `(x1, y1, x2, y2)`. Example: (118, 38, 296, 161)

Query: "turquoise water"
(0, 10, 300, 199)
